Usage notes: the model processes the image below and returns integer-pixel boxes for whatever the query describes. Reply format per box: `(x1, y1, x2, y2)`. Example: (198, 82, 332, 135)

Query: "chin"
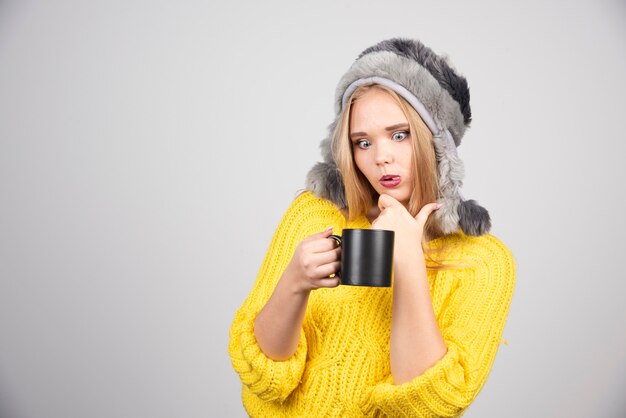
(378, 189, 411, 206)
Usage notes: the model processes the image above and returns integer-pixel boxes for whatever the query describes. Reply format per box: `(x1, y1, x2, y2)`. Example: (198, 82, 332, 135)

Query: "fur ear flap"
(458, 200, 491, 236)
(305, 162, 347, 208)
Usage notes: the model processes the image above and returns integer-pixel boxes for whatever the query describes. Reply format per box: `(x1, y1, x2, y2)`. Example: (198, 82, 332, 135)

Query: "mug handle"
(328, 235, 342, 281)
(328, 235, 342, 246)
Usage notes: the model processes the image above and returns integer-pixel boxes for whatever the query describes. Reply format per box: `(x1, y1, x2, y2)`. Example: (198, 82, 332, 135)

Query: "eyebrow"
(350, 123, 410, 139)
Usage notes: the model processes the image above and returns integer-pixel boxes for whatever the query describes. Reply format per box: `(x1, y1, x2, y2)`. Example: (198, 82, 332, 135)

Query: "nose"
(375, 141, 393, 165)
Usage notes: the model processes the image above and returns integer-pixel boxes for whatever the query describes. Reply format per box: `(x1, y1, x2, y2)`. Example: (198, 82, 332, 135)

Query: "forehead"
(349, 89, 407, 130)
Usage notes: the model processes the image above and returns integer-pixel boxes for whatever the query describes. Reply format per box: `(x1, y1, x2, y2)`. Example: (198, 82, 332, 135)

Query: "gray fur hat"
(305, 38, 490, 236)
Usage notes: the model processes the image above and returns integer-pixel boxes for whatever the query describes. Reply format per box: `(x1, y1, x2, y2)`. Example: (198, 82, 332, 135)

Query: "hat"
(305, 38, 491, 236)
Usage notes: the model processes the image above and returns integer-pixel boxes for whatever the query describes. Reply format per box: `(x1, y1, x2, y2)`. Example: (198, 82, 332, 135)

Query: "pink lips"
(379, 174, 401, 188)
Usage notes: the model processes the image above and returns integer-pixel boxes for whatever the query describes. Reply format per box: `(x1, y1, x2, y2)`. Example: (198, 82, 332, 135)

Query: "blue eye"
(356, 139, 371, 149)
(392, 131, 408, 141)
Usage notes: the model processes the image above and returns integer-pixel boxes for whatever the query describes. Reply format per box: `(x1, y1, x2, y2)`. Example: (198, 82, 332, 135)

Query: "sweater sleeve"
(364, 234, 516, 417)
(228, 192, 340, 402)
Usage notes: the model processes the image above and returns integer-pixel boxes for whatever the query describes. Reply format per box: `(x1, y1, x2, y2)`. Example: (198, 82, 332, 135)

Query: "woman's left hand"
(373, 195, 447, 384)
(371, 194, 440, 265)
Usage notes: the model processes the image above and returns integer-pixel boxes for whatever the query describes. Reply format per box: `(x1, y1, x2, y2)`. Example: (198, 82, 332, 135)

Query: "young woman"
(229, 38, 515, 417)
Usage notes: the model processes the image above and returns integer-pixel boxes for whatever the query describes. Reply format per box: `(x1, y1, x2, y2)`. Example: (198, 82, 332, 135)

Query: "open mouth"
(379, 175, 401, 188)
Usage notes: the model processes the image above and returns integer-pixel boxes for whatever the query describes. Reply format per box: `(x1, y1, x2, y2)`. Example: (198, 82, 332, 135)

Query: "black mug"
(329, 229, 394, 287)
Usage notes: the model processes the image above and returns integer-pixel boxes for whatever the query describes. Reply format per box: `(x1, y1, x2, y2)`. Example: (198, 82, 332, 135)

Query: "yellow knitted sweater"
(229, 192, 515, 417)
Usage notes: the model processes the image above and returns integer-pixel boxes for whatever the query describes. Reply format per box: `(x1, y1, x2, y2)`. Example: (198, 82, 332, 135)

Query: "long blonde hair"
(332, 84, 445, 240)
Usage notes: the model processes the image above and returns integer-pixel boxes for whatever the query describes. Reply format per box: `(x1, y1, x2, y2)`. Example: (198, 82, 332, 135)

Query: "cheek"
(353, 152, 374, 179)
(402, 143, 415, 172)
(406, 154, 415, 173)
(353, 151, 365, 173)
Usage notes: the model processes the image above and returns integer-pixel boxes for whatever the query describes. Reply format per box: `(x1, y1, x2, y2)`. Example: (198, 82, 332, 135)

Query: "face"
(349, 89, 414, 206)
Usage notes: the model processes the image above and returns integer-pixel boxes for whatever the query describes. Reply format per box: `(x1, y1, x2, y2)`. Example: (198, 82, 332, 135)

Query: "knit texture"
(229, 192, 515, 417)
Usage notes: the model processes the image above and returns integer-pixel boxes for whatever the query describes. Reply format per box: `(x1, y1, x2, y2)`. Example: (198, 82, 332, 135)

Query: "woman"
(229, 38, 515, 417)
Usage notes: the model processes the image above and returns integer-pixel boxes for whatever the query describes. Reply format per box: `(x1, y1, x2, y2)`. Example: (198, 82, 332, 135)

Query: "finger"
(302, 226, 333, 252)
(316, 276, 341, 289)
(305, 235, 341, 254)
(377, 194, 400, 212)
(315, 226, 334, 238)
(415, 202, 442, 226)
(317, 260, 341, 278)
(312, 247, 340, 266)
(304, 226, 334, 241)
(296, 250, 338, 278)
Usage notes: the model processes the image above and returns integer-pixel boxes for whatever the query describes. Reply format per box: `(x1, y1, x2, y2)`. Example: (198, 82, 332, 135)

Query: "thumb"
(317, 226, 334, 238)
(415, 202, 442, 227)
(378, 194, 401, 212)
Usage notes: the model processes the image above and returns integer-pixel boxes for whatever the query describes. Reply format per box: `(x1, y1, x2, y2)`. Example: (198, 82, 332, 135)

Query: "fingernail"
(325, 226, 334, 232)
(435, 203, 443, 209)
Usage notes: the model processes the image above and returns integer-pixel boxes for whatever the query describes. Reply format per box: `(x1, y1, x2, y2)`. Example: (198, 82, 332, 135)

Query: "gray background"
(1, 0, 625, 417)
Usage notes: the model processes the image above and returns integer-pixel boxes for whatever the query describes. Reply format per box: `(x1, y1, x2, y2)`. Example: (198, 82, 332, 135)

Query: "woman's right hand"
(254, 227, 340, 360)
(283, 228, 341, 293)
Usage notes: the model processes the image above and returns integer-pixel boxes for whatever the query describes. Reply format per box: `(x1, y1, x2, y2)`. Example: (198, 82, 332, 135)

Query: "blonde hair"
(332, 84, 445, 240)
